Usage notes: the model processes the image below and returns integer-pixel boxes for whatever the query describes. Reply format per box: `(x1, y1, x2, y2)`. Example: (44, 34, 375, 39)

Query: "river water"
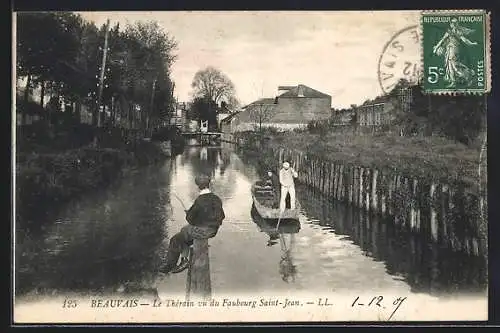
(15, 144, 487, 301)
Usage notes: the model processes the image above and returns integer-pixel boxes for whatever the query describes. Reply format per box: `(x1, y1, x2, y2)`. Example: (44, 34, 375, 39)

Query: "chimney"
(297, 85, 304, 97)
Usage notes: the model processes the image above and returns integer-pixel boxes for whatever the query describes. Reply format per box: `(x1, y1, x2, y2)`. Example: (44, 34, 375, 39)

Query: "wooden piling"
(243, 146, 484, 259)
(448, 187, 456, 251)
(186, 239, 211, 301)
(410, 179, 417, 231)
(358, 167, 364, 208)
(354, 167, 360, 207)
(388, 174, 396, 215)
(316, 160, 320, 190)
(417, 180, 422, 231)
(336, 164, 342, 200)
(348, 166, 354, 204)
(339, 165, 345, 201)
(380, 172, 386, 216)
(320, 161, 325, 194)
(329, 163, 334, 199)
(362, 168, 368, 211)
(440, 185, 449, 242)
(430, 183, 438, 241)
(371, 169, 378, 211)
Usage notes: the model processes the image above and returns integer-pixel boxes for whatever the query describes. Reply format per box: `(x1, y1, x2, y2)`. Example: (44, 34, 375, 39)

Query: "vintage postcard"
(13, 10, 490, 324)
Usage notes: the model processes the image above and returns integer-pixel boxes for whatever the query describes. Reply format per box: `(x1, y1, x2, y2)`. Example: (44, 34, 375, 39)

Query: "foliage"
(385, 81, 486, 144)
(191, 66, 237, 105)
(117, 21, 178, 127)
(189, 97, 219, 130)
(17, 13, 83, 92)
(312, 79, 485, 145)
(16, 12, 178, 130)
(16, 138, 169, 231)
(189, 67, 238, 129)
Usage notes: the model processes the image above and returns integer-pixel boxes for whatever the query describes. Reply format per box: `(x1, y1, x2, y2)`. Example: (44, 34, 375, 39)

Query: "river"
(15, 144, 487, 302)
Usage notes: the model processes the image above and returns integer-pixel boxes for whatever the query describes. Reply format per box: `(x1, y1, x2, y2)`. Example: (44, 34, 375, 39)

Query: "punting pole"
(275, 207, 284, 231)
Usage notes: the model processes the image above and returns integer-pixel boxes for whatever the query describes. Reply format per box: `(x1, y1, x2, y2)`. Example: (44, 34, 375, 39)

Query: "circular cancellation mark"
(378, 25, 421, 94)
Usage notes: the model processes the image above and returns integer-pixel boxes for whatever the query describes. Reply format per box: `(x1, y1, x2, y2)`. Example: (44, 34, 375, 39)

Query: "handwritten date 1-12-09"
(352, 296, 407, 321)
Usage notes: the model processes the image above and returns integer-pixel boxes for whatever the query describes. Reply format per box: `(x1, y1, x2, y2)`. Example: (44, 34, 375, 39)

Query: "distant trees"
(190, 67, 238, 130)
(188, 97, 218, 131)
(16, 12, 178, 131)
(391, 80, 485, 144)
(321, 80, 485, 145)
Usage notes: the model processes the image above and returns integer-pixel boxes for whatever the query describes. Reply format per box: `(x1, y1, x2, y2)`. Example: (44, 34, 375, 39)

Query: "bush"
(15, 142, 167, 232)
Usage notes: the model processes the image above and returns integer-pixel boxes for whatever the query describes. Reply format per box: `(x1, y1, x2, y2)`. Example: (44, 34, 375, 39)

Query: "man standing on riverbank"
(161, 174, 225, 274)
(279, 162, 298, 210)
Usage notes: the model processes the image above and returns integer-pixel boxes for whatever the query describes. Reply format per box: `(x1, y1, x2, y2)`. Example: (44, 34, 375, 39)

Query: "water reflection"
(15, 145, 487, 299)
(296, 185, 487, 297)
(181, 146, 220, 179)
(279, 234, 297, 283)
(250, 206, 300, 283)
(15, 162, 173, 296)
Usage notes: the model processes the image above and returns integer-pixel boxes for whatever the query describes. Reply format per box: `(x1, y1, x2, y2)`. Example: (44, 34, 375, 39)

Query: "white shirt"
(199, 188, 211, 195)
(279, 168, 298, 187)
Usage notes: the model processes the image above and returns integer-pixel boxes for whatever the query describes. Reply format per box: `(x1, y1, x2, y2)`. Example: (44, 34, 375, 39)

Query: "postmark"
(378, 26, 421, 94)
(421, 10, 491, 94)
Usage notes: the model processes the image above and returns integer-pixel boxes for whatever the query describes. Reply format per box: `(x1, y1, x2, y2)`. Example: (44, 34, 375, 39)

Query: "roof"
(278, 84, 330, 98)
(220, 111, 242, 124)
(242, 98, 276, 109)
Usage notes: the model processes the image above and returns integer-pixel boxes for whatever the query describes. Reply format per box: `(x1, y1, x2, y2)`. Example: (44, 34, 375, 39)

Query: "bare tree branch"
(191, 66, 236, 105)
(248, 102, 274, 132)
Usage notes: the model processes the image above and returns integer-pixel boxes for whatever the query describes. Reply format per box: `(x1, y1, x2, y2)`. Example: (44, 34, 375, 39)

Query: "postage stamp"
(421, 10, 491, 94)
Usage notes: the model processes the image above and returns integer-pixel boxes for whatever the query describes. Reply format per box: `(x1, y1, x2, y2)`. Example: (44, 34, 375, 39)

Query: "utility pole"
(96, 19, 110, 128)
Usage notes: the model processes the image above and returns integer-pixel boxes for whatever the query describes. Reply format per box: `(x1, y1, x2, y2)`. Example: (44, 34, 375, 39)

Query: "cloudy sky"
(79, 11, 419, 108)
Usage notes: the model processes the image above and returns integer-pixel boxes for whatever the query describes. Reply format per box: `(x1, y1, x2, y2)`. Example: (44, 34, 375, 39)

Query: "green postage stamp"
(421, 10, 491, 94)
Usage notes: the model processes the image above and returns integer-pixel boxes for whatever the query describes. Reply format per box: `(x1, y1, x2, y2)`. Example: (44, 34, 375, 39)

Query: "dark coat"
(186, 193, 225, 228)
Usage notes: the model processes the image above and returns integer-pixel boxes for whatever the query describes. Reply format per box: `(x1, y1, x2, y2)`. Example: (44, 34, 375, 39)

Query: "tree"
(16, 12, 84, 123)
(388, 80, 485, 143)
(190, 97, 218, 131)
(191, 67, 236, 105)
(16, 13, 179, 141)
(190, 67, 237, 130)
(248, 101, 274, 132)
(226, 95, 241, 113)
(121, 21, 177, 130)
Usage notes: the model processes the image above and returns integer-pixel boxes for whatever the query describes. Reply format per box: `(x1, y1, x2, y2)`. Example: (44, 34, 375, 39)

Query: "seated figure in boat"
(279, 162, 298, 210)
(255, 170, 280, 207)
(266, 170, 280, 191)
(255, 171, 277, 187)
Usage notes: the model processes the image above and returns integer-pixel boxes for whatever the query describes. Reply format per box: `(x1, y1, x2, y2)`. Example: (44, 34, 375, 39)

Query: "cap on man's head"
(195, 174, 211, 188)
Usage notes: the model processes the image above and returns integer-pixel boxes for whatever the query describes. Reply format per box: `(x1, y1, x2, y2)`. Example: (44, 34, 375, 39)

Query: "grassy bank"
(15, 132, 170, 231)
(238, 131, 485, 194)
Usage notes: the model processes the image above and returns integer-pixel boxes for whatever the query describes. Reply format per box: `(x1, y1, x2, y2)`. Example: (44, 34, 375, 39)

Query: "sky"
(78, 11, 419, 109)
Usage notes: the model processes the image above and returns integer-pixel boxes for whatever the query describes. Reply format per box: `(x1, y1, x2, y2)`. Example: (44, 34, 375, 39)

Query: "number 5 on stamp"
(421, 10, 491, 94)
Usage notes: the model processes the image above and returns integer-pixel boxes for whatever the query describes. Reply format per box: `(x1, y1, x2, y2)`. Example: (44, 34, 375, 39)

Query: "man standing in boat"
(160, 174, 225, 274)
(279, 161, 298, 210)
